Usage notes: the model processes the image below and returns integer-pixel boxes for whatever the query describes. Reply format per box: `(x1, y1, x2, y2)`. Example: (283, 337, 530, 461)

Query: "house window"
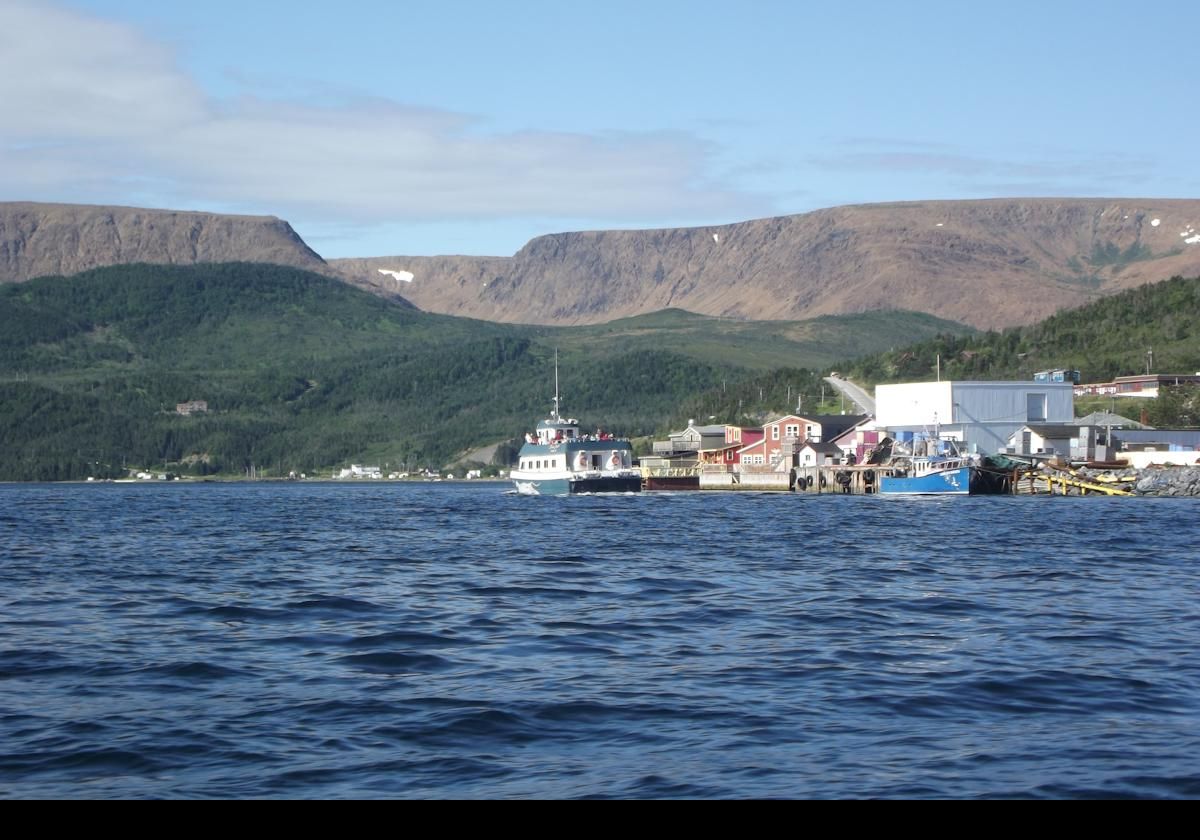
(1027, 393, 1047, 422)
(772, 425, 780, 440)
(785, 424, 800, 438)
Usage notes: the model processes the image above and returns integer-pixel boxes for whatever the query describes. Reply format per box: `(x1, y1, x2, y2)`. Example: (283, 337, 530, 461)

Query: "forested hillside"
(7, 263, 1197, 480)
(2, 263, 948, 480)
(842, 275, 1200, 387)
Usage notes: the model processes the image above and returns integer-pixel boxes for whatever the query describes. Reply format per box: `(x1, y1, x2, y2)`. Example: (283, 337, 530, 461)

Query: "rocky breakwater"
(1130, 466, 1200, 497)
(1066, 464, 1200, 497)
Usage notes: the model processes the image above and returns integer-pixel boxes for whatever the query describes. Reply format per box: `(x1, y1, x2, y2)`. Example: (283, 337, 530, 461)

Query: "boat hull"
(512, 475, 642, 495)
(879, 465, 971, 495)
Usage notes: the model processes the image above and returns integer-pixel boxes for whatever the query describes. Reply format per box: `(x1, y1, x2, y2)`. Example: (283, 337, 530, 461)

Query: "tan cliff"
(4, 198, 1199, 331)
(0, 202, 331, 281)
(332, 198, 1200, 330)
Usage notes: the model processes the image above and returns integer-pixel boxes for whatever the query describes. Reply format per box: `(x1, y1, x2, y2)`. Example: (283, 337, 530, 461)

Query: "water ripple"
(0, 483, 1198, 798)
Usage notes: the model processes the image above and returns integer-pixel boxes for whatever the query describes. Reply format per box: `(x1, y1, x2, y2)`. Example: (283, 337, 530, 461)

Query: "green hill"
(545, 308, 971, 371)
(841, 274, 1200, 387)
(0, 263, 970, 480)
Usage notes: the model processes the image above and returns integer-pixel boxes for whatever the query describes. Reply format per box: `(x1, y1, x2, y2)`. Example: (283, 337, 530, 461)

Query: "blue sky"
(2, 0, 1196, 257)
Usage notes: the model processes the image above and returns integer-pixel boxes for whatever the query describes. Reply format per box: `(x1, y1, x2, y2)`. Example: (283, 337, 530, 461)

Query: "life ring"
(576, 452, 588, 470)
(609, 452, 621, 468)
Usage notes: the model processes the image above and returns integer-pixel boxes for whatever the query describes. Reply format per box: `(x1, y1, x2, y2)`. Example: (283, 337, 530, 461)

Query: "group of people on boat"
(523, 429, 618, 444)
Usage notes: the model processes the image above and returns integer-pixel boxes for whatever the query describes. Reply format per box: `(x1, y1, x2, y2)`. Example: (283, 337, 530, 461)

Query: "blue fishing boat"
(878, 455, 974, 495)
(509, 363, 641, 496)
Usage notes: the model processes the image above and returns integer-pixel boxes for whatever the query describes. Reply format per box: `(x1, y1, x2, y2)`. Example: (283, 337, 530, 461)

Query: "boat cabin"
(531, 415, 581, 445)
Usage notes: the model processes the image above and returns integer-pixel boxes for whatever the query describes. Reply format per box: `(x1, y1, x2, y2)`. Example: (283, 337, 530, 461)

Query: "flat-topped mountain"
(0, 202, 331, 282)
(6, 198, 1198, 331)
(333, 199, 1200, 330)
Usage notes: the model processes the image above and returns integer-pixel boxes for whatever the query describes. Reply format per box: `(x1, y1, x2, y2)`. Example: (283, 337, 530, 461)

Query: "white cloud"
(0, 1, 206, 141)
(0, 1, 765, 227)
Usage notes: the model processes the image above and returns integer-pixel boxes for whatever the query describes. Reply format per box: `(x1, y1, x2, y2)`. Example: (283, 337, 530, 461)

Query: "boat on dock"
(509, 363, 641, 496)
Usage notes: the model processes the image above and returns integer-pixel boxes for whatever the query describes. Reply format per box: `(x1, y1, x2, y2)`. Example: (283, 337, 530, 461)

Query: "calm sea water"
(1, 482, 1198, 799)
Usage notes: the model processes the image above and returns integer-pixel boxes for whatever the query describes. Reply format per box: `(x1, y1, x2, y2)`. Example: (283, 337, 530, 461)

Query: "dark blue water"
(1, 482, 1198, 798)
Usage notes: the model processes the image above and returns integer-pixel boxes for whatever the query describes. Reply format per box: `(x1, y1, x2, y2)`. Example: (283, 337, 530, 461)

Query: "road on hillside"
(824, 376, 875, 415)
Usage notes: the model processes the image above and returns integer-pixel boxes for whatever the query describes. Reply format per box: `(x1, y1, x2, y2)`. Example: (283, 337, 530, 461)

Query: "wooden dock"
(791, 465, 883, 495)
(641, 465, 887, 494)
(641, 463, 1135, 496)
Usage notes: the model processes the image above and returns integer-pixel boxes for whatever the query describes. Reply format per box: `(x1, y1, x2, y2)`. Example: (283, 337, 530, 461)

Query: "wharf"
(641, 465, 887, 494)
(640, 461, 1195, 497)
(790, 465, 882, 495)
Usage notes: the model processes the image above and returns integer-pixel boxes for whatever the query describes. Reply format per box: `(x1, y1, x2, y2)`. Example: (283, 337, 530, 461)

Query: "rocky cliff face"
(8, 198, 1199, 331)
(0, 202, 331, 282)
(333, 199, 1200, 330)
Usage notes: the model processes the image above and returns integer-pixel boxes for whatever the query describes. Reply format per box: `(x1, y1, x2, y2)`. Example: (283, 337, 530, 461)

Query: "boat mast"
(552, 348, 561, 420)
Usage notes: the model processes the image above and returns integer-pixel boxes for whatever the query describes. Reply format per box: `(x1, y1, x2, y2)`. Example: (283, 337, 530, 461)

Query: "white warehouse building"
(875, 380, 1075, 455)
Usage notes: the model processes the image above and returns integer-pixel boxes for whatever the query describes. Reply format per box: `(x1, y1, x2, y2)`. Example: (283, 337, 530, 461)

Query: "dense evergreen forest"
(843, 274, 1200, 386)
(839, 274, 1200, 427)
(0, 263, 952, 480)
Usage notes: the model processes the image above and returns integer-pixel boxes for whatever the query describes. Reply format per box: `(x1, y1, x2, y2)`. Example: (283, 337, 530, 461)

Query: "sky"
(2, 0, 1196, 258)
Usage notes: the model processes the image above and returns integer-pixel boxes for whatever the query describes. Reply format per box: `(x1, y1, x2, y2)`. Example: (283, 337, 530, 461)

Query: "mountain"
(8, 198, 1198, 333)
(0, 201, 332, 282)
(332, 199, 1200, 330)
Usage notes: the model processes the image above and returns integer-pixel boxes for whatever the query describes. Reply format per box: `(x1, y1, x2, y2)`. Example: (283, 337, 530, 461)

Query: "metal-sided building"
(875, 380, 1075, 455)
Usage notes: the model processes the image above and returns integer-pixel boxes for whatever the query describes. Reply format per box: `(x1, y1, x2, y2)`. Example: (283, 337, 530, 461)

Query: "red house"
(737, 414, 870, 469)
